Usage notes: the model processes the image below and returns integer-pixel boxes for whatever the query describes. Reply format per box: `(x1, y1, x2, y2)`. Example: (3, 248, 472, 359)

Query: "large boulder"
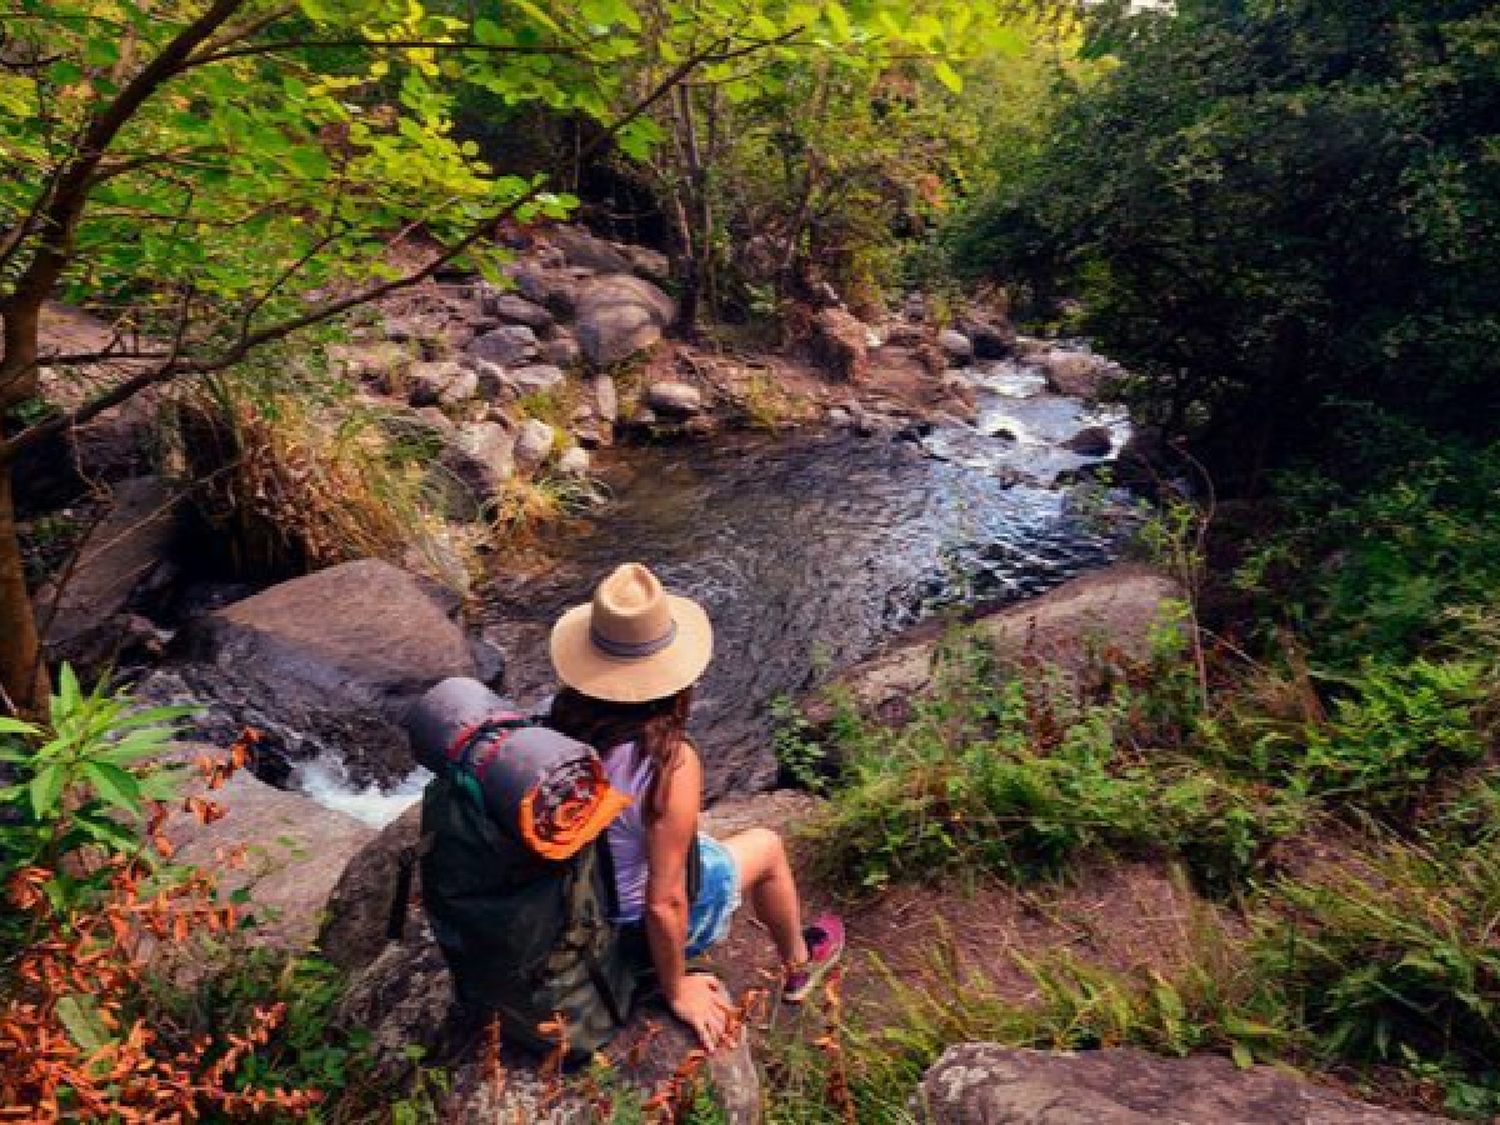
(513, 267, 587, 318)
(915, 1044, 1440, 1124)
(34, 476, 180, 673)
(938, 329, 974, 364)
(809, 307, 870, 383)
(438, 421, 516, 518)
(320, 803, 423, 971)
(170, 559, 476, 786)
(816, 564, 1183, 726)
(575, 275, 677, 367)
(956, 316, 1017, 360)
(486, 293, 554, 333)
(338, 917, 760, 1123)
(1030, 349, 1120, 400)
(407, 360, 478, 408)
(468, 325, 541, 367)
(167, 755, 376, 951)
(548, 226, 637, 274)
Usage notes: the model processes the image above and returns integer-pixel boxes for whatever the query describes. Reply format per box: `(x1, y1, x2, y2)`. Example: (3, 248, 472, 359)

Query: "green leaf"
(85, 761, 142, 813)
(932, 60, 962, 95)
(30, 762, 65, 819)
(0, 717, 39, 735)
(56, 994, 109, 1054)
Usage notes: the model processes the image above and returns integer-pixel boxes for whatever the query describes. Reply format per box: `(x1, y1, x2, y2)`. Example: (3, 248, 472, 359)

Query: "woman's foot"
(783, 914, 845, 1003)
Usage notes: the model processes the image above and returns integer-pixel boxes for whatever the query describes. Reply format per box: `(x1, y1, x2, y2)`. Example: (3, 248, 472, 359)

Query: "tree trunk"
(0, 464, 48, 716)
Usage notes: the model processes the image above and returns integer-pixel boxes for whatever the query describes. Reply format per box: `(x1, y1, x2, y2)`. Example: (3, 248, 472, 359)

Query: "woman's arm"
(643, 743, 733, 1048)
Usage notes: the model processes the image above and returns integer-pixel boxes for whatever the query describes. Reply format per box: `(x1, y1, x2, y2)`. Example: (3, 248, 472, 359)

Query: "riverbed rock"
(514, 266, 586, 318)
(809, 306, 869, 383)
(408, 360, 478, 407)
(588, 374, 620, 424)
(327, 341, 413, 385)
(541, 332, 582, 369)
(487, 293, 554, 333)
(439, 422, 517, 516)
(1031, 350, 1118, 400)
(956, 315, 1017, 360)
(338, 915, 760, 1123)
(167, 755, 376, 951)
(645, 381, 704, 417)
(514, 419, 556, 477)
(624, 244, 672, 282)
(915, 1044, 1440, 1124)
(320, 803, 423, 971)
(1062, 425, 1114, 457)
(938, 328, 974, 364)
(556, 446, 592, 478)
(575, 275, 677, 367)
(170, 560, 476, 786)
(468, 325, 541, 367)
(818, 564, 1183, 725)
(549, 226, 637, 274)
(34, 476, 181, 673)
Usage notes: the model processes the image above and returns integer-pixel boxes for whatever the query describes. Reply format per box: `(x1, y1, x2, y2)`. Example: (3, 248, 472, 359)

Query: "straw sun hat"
(549, 563, 713, 703)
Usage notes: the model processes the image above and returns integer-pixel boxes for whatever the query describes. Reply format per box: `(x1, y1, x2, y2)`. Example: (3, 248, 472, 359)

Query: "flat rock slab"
(172, 559, 475, 786)
(826, 564, 1182, 721)
(167, 757, 375, 951)
(917, 1044, 1440, 1124)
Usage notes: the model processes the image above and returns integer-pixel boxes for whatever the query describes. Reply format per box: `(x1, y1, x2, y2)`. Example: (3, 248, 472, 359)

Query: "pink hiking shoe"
(783, 914, 845, 1003)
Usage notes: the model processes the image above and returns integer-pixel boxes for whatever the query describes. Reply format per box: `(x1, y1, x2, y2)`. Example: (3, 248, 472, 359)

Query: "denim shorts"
(685, 834, 741, 957)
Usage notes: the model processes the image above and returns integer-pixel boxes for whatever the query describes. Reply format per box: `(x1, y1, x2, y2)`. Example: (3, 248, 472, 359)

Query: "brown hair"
(549, 685, 694, 821)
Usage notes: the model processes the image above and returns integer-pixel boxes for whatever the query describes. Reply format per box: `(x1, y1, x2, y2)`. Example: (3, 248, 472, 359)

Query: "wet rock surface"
(916, 1044, 1441, 1124)
(168, 559, 475, 787)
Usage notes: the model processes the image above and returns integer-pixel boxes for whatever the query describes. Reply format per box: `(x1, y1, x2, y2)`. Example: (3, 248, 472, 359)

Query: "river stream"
(304, 359, 1131, 823)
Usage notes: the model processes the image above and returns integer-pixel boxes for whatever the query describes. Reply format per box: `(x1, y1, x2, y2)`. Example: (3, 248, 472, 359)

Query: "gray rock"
(827, 406, 854, 427)
(587, 374, 619, 424)
(407, 360, 478, 407)
(34, 476, 181, 674)
(548, 226, 636, 274)
(488, 293, 554, 333)
(334, 909, 760, 1122)
(513, 266, 585, 317)
(320, 803, 424, 971)
(170, 560, 476, 786)
(915, 1044, 1440, 1124)
(540, 332, 582, 369)
(1062, 425, 1114, 457)
(169, 756, 376, 952)
(956, 315, 1017, 360)
(467, 325, 540, 367)
(439, 422, 517, 517)
(1031, 350, 1118, 400)
(575, 275, 677, 367)
(645, 381, 704, 417)
(513, 419, 556, 477)
(382, 315, 444, 346)
(938, 328, 975, 363)
(556, 446, 591, 478)
(808, 306, 869, 382)
(326, 341, 412, 384)
(624, 244, 671, 282)
(507, 364, 567, 399)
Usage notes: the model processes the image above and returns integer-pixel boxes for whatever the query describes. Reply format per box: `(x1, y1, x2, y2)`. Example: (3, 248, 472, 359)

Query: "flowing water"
(481, 360, 1132, 804)
(307, 359, 1132, 823)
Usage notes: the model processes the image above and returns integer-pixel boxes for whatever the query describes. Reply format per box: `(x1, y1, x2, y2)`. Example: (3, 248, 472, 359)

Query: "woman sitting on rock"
(548, 562, 844, 1050)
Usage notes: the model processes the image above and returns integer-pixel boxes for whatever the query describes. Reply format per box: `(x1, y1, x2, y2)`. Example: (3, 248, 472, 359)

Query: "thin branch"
(190, 37, 592, 67)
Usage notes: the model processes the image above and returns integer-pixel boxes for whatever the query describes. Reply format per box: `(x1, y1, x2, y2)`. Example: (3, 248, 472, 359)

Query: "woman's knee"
(726, 827, 787, 886)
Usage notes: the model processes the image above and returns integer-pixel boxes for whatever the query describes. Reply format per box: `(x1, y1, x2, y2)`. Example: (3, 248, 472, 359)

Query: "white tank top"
(602, 742, 653, 923)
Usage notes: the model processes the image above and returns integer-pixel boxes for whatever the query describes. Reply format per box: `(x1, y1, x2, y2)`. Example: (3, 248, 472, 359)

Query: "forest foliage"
(955, 0, 1500, 492)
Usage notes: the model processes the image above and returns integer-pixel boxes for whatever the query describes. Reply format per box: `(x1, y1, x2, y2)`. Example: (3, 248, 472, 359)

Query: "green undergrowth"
(775, 446, 1500, 1118)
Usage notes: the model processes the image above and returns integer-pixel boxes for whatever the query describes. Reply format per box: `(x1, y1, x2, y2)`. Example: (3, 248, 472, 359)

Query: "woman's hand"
(666, 973, 735, 1051)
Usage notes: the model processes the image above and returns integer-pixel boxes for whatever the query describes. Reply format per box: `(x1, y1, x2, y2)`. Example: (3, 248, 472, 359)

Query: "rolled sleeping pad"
(407, 677, 628, 860)
(406, 676, 524, 775)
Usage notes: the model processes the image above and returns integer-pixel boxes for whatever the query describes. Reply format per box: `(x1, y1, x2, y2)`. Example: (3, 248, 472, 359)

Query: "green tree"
(956, 0, 1500, 491)
(0, 0, 1006, 713)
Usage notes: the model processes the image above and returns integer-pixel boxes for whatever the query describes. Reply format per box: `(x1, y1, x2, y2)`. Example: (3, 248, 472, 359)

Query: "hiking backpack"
(401, 677, 697, 1060)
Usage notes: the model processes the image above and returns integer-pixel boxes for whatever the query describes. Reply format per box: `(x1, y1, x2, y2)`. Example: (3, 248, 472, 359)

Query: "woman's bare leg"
(723, 828, 810, 966)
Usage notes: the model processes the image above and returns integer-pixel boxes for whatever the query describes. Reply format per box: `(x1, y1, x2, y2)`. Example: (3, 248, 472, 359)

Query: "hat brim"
(550, 594, 713, 703)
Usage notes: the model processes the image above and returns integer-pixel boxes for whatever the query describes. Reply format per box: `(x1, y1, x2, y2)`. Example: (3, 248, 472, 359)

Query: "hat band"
(590, 618, 678, 661)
